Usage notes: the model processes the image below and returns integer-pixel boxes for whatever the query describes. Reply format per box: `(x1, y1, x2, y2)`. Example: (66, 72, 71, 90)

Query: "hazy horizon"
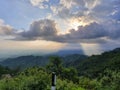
(0, 0, 120, 58)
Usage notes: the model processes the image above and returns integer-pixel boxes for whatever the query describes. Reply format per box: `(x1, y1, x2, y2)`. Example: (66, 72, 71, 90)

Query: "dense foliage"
(0, 67, 84, 90)
(0, 48, 120, 90)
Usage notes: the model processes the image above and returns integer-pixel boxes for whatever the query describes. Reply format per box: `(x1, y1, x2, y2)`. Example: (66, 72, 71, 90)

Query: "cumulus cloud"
(13, 19, 120, 43)
(0, 19, 15, 36)
(0, 18, 120, 44)
(105, 20, 120, 39)
(67, 21, 120, 43)
(30, 0, 49, 9)
(17, 19, 58, 40)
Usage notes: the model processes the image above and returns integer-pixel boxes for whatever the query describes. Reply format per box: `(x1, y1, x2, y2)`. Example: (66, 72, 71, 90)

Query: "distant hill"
(0, 58, 4, 61)
(0, 48, 120, 90)
(0, 54, 87, 69)
(54, 49, 84, 55)
(1, 47, 120, 76)
(0, 55, 49, 69)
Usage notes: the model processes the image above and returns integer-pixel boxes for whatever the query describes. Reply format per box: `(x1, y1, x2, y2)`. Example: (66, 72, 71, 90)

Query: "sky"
(0, 0, 120, 58)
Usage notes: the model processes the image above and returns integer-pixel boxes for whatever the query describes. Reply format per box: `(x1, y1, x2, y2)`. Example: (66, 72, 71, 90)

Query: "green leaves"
(0, 48, 120, 90)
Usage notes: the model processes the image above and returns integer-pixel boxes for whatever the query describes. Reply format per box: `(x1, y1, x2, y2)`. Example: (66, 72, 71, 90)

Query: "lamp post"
(51, 72, 56, 90)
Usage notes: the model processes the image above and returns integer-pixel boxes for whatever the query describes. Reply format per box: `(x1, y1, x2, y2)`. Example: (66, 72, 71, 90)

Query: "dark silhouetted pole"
(51, 72, 56, 90)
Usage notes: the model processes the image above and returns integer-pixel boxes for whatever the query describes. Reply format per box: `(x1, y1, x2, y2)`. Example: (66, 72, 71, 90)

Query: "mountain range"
(0, 54, 87, 69)
(0, 48, 120, 72)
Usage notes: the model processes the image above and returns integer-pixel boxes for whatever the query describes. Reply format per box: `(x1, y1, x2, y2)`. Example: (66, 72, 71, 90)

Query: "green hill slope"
(0, 48, 119, 90)
(75, 48, 120, 78)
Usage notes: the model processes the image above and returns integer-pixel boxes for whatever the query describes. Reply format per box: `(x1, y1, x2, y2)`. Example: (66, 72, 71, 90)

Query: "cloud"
(68, 22, 106, 39)
(13, 19, 120, 43)
(0, 19, 15, 36)
(28, 0, 120, 24)
(30, 0, 49, 9)
(105, 20, 120, 39)
(50, 0, 87, 19)
(28, 0, 120, 25)
(0, 18, 120, 44)
(17, 19, 58, 40)
(65, 21, 120, 42)
(60, 0, 85, 9)
(50, 0, 87, 18)
(50, 0, 120, 25)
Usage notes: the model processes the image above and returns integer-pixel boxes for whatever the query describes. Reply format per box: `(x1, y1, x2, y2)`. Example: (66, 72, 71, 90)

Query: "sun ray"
(69, 18, 86, 30)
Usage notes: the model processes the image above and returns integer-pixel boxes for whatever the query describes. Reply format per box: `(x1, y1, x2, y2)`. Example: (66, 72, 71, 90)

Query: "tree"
(61, 67, 79, 83)
(46, 56, 63, 75)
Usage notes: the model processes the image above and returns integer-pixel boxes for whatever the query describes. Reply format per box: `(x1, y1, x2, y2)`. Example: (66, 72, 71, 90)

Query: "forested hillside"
(0, 48, 120, 90)
(0, 55, 49, 69)
(0, 54, 87, 69)
(76, 48, 120, 78)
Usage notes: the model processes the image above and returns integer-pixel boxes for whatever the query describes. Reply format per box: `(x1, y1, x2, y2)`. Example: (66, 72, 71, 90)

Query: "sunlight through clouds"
(0, 0, 120, 57)
(80, 43, 102, 55)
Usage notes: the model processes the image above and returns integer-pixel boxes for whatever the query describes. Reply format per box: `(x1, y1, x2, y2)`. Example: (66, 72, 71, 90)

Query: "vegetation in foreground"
(0, 48, 120, 90)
